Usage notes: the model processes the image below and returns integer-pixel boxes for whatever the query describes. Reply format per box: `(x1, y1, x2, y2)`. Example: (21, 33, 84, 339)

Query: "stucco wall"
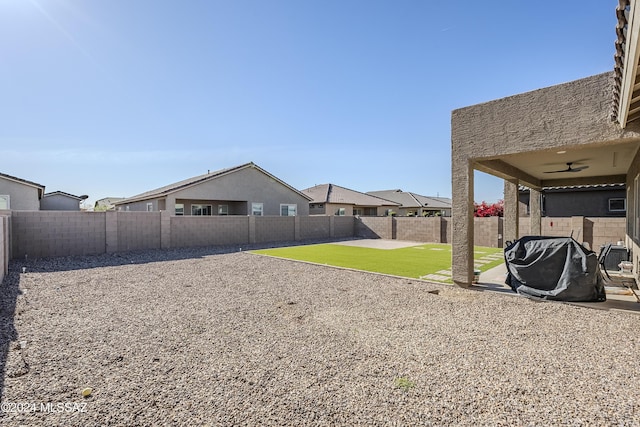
(452, 73, 636, 160)
(0, 178, 41, 211)
(40, 194, 81, 211)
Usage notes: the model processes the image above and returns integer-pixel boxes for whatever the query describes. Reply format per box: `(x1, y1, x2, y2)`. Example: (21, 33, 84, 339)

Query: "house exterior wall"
(0, 178, 40, 211)
(40, 194, 80, 211)
(168, 167, 310, 216)
(519, 188, 626, 217)
(118, 198, 164, 212)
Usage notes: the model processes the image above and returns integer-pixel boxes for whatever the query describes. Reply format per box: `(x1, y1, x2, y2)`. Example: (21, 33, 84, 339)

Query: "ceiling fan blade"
(544, 162, 588, 173)
(570, 165, 589, 172)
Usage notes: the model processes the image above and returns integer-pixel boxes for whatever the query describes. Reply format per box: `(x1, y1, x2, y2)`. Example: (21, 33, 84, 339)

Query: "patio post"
(451, 159, 474, 286)
(529, 188, 542, 236)
(503, 178, 520, 246)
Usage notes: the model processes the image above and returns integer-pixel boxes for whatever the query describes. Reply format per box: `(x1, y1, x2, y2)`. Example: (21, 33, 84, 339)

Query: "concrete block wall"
(356, 217, 392, 239)
(474, 217, 502, 248)
(299, 216, 330, 240)
(0, 213, 8, 283)
(395, 217, 442, 242)
(117, 212, 161, 252)
(333, 216, 355, 238)
(11, 211, 106, 259)
(171, 216, 249, 248)
(541, 217, 572, 238)
(255, 216, 296, 243)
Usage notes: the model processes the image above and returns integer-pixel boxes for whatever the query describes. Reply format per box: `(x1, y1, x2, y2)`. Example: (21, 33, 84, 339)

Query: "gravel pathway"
(0, 247, 639, 426)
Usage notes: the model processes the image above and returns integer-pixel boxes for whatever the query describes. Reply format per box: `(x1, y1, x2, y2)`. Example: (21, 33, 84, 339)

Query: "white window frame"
(251, 202, 264, 216)
(146, 202, 153, 212)
(280, 204, 297, 216)
(175, 203, 184, 216)
(192, 204, 212, 216)
(218, 205, 229, 215)
(609, 198, 626, 212)
(0, 195, 9, 210)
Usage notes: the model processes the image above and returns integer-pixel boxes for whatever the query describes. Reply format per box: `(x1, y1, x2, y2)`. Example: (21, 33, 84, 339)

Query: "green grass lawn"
(251, 242, 504, 283)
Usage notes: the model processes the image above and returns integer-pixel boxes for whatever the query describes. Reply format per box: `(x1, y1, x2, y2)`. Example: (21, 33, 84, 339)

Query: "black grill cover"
(504, 236, 606, 302)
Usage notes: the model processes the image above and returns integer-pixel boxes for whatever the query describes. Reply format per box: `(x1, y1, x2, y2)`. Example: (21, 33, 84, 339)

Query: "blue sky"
(1, 1, 617, 208)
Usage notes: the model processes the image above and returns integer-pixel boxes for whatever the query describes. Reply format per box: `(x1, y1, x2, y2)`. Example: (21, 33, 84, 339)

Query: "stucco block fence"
(1, 212, 626, 271)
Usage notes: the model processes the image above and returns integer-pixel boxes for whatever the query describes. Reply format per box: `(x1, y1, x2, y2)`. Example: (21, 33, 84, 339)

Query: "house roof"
(95, 197, 125, 206)
(612, 0, 640, 126)
(43, 191, 85, 201)
(367, 189, 452, 210)
(115, 162, 312, 205)
(302, 184, 400, 207)
(0, 172, 45, 197)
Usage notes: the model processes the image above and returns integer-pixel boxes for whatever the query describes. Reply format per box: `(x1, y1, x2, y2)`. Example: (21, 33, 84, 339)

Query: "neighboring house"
(367, 189, 452, 217)
(302, 183, 400, 216)
(0, 172, 45, 210)
(94, 197, 125, 211)
(518, 184, 626, 218)
(450, 0, 640, 285)
(114, 162, 311, 216)
(40, 191, 87, 211)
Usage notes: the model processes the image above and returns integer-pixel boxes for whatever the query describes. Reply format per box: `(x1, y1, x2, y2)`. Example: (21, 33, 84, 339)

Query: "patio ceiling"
(474, 139, 640, 190)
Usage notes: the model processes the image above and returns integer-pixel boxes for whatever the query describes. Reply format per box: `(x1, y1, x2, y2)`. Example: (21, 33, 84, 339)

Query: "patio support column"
(451, 158, 474, 287)
(503, 178, 519, 246)
(529, 188, 542, 236)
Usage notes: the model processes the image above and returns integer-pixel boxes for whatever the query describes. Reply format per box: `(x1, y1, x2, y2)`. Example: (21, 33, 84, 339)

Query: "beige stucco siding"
(0, 179, 41, 210)
(168, 167, 309, 216)
(41, 194, 80, 211)
(452, 73, 634, 161)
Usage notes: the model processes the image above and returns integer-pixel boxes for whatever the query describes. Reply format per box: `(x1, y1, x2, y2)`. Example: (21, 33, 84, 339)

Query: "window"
(353, 208, 362, 216)
(252, 203, 263, 216)
(175, 203, 184, 216)
(364, 207, 377, 216)
(218, 205, 228, 215)
(609, 198, 626, 212)
(192, 204, 212, 216)
(280, 204, 297, 216)
(0, 195, 9, 210)
(146, 203, 153, 212)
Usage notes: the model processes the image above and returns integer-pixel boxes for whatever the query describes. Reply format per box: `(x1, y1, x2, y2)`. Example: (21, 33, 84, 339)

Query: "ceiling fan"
(544, 162, 589, 174)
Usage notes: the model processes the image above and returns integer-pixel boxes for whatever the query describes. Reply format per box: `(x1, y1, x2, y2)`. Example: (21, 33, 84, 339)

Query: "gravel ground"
(0, 246, 639, 426)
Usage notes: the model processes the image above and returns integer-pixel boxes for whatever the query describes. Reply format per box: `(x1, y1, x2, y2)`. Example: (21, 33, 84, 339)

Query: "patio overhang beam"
(474, 159, 542, 190)
(541, 174, 627, 188)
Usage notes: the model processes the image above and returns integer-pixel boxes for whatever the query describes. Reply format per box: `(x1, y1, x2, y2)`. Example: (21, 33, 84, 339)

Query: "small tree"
(474, 200, 504, 217)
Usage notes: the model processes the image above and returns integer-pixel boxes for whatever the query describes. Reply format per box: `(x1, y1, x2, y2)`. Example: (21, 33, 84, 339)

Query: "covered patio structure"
(451, 0, 640, 287)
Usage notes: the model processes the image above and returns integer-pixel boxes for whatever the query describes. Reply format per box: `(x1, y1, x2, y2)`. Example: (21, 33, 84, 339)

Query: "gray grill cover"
(504, 236, 606, 302)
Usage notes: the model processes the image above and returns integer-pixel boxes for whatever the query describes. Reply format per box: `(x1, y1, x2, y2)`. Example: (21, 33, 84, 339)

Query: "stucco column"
(503, 179, 519, 246)
(529, 188, 542, 236)
(451, 159, 474, 287)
